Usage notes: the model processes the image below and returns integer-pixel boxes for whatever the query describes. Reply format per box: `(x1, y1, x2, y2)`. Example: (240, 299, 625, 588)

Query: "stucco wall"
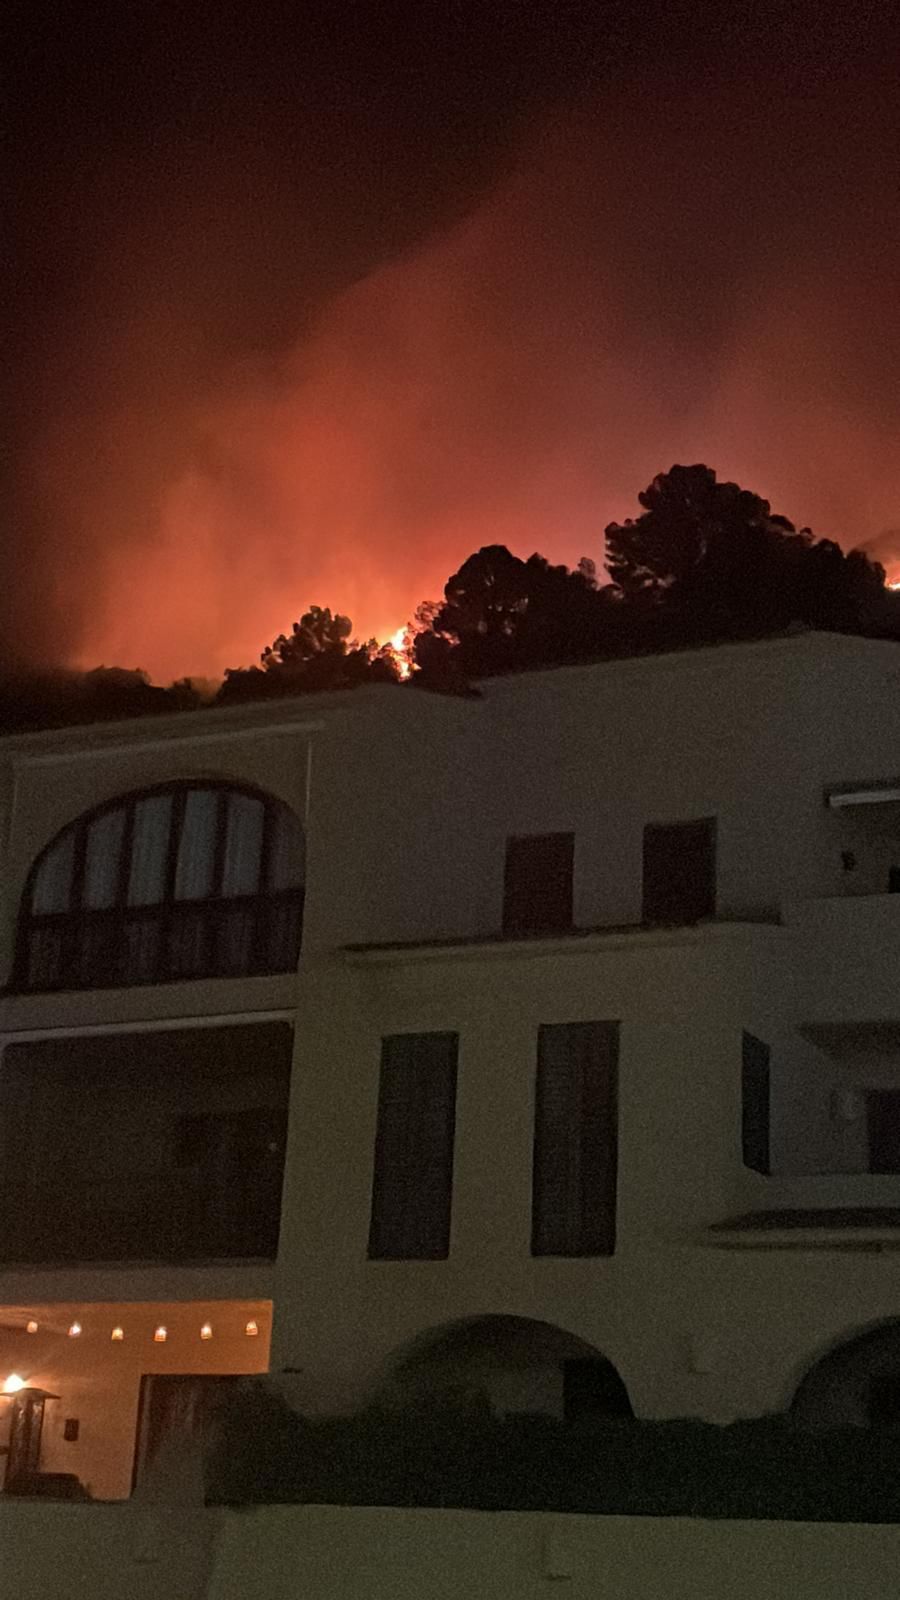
(272, 931, 900, 1423)
(3, 1502, 898, 1600)
(3, 635, 899, 975)
(208, 1506, 900, 1600)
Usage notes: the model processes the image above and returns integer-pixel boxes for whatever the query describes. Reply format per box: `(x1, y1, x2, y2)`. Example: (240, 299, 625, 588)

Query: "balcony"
(0, 1023, 291, 1267)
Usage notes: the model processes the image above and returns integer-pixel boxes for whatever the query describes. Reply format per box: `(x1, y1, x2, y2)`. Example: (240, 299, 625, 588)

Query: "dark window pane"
(221, 794, 265, 896)
(122, 916, 161, 983)
(75, 914, 122, 986)
(83, 808, 126, 909)
(259, 891, 304, 972)
(128, 795, 173, 905)
(867, 1091, 900, 1174)
(268, 806, 305, 890)
(25, 925, 67, 989)
(503, 833, 574, 935)
(215, 903, 257, 974)
(742, 1032, 771, 1174)
(369, 1032, 458, 1260)
(167, 905, 210, 978)
(642, 818, 716, 924)
(532, 1021, 618, 1256)
(174, 790, 219, 901)
(30, 831, 76, 914)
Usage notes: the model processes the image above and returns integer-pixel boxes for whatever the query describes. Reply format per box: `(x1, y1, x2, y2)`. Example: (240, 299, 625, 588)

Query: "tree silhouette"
(604, 464, 889, 640)
(4, 465, 896, 731)
(414, 546, 615, 678)
(218, 605, 401, 703)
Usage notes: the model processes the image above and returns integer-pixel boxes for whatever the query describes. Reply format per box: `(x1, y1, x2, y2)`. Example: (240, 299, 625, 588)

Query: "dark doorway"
(131, 1373, 241, 1492)
(562, 1357, 633, 1422)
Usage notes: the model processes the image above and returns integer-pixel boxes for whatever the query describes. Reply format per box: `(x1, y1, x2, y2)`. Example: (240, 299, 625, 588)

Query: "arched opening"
(791, 1319, 900, 1431)
(14, 780, 305, 991)
(376, 1314, 633, 1423)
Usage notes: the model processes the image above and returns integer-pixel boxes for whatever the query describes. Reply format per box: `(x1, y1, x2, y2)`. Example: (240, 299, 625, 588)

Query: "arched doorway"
(791, 1320, 900, 1431)
(376, 1314, 632, 1423)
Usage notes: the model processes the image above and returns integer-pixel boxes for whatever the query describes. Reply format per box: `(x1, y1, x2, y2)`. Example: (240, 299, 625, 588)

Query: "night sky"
(7, 1, 900, 682)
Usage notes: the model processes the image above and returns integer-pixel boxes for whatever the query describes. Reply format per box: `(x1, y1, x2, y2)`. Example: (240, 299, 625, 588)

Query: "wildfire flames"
(385, 628, 414, 680)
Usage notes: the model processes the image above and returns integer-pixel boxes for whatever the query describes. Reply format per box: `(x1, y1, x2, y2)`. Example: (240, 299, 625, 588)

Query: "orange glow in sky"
(31, 96, 897, 687)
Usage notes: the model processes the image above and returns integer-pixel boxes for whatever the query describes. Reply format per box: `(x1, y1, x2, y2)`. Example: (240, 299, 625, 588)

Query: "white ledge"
(344, 919, 784, 966)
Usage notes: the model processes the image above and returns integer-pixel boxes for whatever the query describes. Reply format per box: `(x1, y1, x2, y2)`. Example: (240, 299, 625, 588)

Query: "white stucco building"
(0, 630, 898, 1499)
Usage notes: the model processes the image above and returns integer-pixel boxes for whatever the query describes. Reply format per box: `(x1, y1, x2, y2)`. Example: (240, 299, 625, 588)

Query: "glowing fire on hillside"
(384, 627, 414, 680)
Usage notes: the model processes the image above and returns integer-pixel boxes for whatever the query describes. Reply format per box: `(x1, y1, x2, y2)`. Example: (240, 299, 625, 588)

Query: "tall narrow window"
(532, 1022, 618, 1256)
(642, 818, 716, 925)
(742, 1032, 770, 1174)
(503, 833, 574, 935)
(866, 1091, 900, 1174)
(368, 1032, 459, 1260)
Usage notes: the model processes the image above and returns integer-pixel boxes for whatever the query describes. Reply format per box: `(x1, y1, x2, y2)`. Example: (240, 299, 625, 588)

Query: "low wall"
(0, 1500, 214, 1600)
(3, 1500, 898, 1600)
(208, 1506, 900, 1600)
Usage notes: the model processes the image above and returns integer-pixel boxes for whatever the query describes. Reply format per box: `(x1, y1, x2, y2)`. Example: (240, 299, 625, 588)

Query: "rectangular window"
(867, 1091, 900, 1174)
(742, 1032, 771, 1174)
(532, 1021, 618, 1256)
(503, 832, 574, 935)
(0, 1022, 292, 1264)
(642, 818, 716, 925)
(368, 1032, 458, 1260)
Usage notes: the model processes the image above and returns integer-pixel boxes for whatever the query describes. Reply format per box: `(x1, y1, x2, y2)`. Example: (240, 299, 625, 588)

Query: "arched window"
(15, 782, 305, 992)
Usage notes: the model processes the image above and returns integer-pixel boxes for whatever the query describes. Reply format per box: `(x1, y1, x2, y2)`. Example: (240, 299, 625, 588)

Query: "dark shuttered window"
(741, 1032, 771, 1174)
(503, 832, 575, 935)
(532, 1021, 618, 1256)
(866, 1091, 900, 1174)
(368, 1032, 459, 1260)
(642, 818, 716, 925)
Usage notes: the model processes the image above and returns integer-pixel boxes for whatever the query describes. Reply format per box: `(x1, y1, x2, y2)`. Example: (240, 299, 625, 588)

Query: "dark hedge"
(205, 1385, 900, 1522)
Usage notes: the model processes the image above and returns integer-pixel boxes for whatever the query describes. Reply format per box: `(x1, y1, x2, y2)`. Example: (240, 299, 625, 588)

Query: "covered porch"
(0, 1298, 271, 1501)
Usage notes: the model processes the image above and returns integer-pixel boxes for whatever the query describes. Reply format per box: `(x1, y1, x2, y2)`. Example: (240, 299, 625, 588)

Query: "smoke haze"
(8, 8, 899, 682)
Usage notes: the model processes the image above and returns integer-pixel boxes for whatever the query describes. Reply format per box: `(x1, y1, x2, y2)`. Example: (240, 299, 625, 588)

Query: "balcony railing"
(0, 1165, 283, 1265)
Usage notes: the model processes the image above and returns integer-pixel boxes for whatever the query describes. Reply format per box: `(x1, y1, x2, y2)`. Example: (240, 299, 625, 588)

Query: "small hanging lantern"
(25, 1321, 38, 1335)
(244, 1319, 259, 1337)
(154, 1325, 167, 1343)
(200, 1323, 213, 1341)
(111, 1326, 125, 1342)
(68, 1322, 82, 1338)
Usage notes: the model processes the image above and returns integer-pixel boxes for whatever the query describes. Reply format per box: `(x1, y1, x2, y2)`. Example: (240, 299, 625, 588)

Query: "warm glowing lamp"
(111, 1326, 125, 1342)
(68, 1322, 82, 1338)
(200, 1323, 213, 1340)
(3, 1373, 26, 1395)
(25, 1321, 38, 1335)
(245, 1319, 259, 1337)
(154, 1326, 167, 1343)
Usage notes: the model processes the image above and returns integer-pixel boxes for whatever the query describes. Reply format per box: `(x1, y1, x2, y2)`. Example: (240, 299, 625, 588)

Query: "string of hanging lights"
(19, 1316, 260, 1340)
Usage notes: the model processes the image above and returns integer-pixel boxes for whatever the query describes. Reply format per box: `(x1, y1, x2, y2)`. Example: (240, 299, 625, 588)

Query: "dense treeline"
(2, 465, 898, 732)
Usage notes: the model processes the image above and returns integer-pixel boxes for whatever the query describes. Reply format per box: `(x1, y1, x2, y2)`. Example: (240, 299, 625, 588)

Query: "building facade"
(0, 632, 899, 1497)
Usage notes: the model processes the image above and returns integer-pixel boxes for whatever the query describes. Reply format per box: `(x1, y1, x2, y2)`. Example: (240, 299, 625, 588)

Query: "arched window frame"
(13, 780, 305, 993)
